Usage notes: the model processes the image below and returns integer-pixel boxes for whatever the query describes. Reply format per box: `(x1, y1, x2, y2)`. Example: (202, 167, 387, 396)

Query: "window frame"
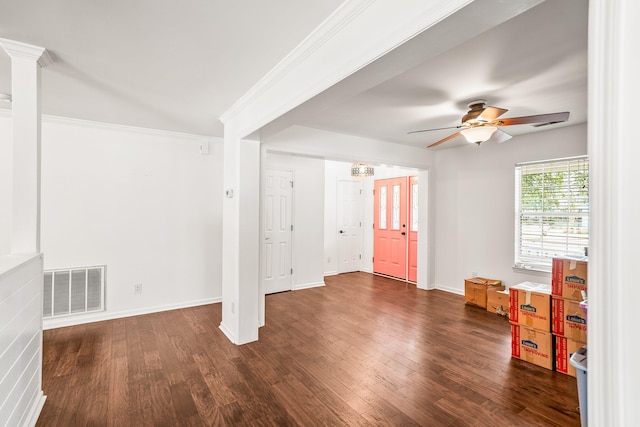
(514, 155, 589, 273)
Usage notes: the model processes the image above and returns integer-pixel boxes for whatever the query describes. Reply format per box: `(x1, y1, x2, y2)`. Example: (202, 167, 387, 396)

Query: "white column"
(589, 0, 640, 424)
(0, 39, 53, 254)
(219, 125, 261, 345)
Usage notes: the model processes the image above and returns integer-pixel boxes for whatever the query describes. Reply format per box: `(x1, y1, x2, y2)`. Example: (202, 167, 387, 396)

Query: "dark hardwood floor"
(37, 272, 580, 426)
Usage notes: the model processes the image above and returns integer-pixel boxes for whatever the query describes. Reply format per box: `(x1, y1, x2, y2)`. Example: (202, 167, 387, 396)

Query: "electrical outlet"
(231, 302, 235, 314)
(134, 283, 142, 294)
(327, 257, 331, 263)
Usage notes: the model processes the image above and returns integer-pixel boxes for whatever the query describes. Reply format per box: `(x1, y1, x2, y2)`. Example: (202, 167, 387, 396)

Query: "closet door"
(337, 179, 363, 273)
(262, 169, 293, 294)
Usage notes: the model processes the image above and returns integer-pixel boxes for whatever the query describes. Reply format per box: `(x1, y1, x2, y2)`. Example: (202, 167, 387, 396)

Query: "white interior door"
(338, 179, 362, 273)
(263, 169, 293, 294)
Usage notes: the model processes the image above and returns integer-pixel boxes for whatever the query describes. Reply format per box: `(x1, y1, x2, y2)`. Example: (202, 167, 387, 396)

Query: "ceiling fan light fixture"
(460, 126, 497, 144)
(351, 162, 374, 178)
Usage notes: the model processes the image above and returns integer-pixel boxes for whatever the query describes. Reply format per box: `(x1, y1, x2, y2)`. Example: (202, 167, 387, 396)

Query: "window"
(411, 182, 419, 231)
(391, 184, 400, 230)
(515, 156, 589, 272)
(379, 186, 387, 229)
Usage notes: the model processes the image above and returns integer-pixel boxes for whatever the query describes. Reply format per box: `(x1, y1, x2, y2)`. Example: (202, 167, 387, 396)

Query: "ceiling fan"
(409, 100, 570, 148)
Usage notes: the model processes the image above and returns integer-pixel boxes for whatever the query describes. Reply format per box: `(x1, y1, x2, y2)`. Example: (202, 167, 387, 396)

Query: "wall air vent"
(43, 266, 105, 318)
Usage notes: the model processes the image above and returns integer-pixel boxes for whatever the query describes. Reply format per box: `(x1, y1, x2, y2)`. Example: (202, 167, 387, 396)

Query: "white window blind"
(515, 156, 589, 272)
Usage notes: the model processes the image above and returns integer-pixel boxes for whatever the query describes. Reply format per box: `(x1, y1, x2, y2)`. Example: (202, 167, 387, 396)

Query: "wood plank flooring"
(37, 272, 581, 426)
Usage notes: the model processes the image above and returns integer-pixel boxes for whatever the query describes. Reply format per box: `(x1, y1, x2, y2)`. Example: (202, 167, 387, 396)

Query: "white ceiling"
(0, 0, 345, 136)
(0, 0, 587, 149)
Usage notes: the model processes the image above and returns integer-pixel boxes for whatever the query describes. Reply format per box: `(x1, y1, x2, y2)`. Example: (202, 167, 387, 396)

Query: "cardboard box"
(509, 282, 552, 331)
(464, 277, 503, 308)
(552, 297, 587, 343)
(487, 288, 509, 316)
(511, 324, 554, 370)
(555, 336, 584, 377)
(552, 257, 588, 301)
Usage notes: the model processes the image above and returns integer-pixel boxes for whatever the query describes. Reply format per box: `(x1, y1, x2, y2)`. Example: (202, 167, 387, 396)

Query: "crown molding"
(219, 0, 376, 125)
(221, 0, 468, 135)
(219, 0, 544, 139)
(0, 109, 221, 144)
(0, 38, 53, 67)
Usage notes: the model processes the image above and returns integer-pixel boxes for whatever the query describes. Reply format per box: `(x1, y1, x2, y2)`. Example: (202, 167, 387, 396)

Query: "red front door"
(374, 177, 407, 279)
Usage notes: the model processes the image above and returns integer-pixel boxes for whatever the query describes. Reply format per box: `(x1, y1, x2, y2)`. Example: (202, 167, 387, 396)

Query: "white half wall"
(36, 117, 223, 328)
(433, 123, 587, 294)
(0, 114, 11, 256)
(263, 151, 325, 290)
(0, 254, 46, 427)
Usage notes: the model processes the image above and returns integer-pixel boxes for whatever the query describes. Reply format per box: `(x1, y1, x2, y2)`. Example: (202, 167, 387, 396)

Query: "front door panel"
(374, 177, 407, 279)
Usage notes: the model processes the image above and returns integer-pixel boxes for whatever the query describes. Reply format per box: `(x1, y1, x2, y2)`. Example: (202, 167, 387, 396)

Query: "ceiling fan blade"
(492, 128, 512, 143)
(408, 125, 461, 135)
(427, 131, 461, 148)
(477, 106, 508, 122)
(496, 112, 570, 126)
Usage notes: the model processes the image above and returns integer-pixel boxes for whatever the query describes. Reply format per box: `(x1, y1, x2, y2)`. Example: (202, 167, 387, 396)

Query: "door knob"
(401, 232, 406, 236)
(339, 230, 344, 234)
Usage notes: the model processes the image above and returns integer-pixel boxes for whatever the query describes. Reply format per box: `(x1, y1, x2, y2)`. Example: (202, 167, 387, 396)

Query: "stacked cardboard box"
(552, 257, 588, 377)
(487, 288, 509, 316)
(464, 277, 503, 309)
(509, 282, 554, 370)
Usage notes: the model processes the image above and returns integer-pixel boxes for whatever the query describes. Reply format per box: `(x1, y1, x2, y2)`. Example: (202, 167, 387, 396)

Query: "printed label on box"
(552, 296, 587, 343)
(566, 275, 585, 285)
(552, 257, 588, 300)
(511, 324, 554, 370)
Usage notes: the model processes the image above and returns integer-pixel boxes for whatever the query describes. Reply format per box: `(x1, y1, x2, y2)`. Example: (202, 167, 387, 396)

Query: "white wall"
(433, 123, 587, 294)
(0, 254, 46, 427)
(263, 151, 325, 289)
(263, 125, 436, 169)
(38, 117, 223, 328)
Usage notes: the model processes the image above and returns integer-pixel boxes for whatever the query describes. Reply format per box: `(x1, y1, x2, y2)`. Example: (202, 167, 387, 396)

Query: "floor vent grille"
(43, 266, 105, 318)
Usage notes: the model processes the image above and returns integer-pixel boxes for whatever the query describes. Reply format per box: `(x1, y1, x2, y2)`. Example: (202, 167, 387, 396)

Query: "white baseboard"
(25, 391, 46, 427)
(434, 285, 464, 296)
(218, 321, 236, 344)
(43, 297, 221, 330)
(293, 281, 325, 291)
(360, 267, 373, 273)
(324, 270, 338, 276)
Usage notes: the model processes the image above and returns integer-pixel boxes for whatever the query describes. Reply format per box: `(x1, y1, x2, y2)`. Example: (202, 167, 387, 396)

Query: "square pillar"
(0, 38, 53, 254)
(219, 126, 261, 344)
